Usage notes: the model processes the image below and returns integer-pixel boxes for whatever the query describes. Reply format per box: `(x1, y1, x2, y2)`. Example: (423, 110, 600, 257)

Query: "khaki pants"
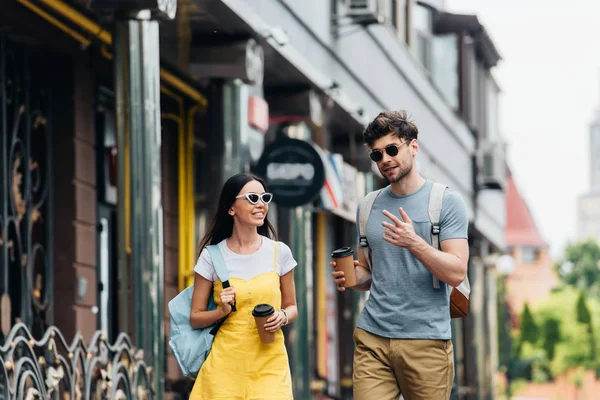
(353, 328, 454, 400)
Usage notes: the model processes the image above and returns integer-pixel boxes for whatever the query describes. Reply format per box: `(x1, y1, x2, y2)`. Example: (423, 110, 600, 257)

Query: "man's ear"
(411, 139, 419, 156)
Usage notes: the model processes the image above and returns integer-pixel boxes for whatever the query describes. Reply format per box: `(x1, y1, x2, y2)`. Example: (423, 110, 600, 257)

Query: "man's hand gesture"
(381, 208, 418, 249)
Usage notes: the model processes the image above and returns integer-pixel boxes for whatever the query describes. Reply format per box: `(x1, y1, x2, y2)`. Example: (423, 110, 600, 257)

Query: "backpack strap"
(428, 183, 447, 289)
(206, 244, 235, 312)
(358, 189, 384, 270)
(206, 245, 230, 282)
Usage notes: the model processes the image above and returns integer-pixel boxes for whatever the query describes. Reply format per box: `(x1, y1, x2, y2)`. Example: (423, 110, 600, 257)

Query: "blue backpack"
(168, 245, 231, 378)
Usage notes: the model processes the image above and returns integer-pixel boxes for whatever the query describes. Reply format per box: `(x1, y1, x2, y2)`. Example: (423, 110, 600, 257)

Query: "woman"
(189, 172, 298, 399)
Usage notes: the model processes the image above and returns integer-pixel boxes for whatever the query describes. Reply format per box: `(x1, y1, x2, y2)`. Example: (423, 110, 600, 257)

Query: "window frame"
(412, 1, 435, 71)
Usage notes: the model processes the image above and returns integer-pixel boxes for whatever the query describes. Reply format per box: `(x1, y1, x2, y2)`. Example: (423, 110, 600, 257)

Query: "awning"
(206, 0, 367, 132)
(12, 0, 207, 106)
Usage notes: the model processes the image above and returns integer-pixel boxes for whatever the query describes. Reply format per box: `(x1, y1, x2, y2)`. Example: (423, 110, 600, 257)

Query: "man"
(331, 110, 469, 400)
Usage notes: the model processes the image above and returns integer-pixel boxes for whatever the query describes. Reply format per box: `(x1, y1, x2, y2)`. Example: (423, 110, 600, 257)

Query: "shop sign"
(254, 138, 325, 207)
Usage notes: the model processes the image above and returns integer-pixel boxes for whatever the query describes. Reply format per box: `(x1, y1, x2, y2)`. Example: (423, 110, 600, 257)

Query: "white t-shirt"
(194, 237, 297, 282)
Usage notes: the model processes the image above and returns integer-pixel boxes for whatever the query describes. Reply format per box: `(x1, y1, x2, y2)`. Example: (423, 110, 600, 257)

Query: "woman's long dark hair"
(197, 173, 278, 256)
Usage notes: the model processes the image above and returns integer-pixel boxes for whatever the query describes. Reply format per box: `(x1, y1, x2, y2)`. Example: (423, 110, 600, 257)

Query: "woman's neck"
(227, 225, 262, 254)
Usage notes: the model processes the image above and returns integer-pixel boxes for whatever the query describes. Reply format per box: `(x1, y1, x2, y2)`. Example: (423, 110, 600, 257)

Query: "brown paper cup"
(332, 247, 356, 288)
(252, 304, 276, 344)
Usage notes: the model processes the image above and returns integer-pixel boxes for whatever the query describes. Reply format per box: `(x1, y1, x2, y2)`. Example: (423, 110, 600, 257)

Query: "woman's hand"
(219, 287, 236, 316)
(264, 310, 287, 332)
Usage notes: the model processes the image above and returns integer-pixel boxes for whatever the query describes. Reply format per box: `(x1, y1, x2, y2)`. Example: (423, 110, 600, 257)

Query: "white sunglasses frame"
(235, 192, 274, 205)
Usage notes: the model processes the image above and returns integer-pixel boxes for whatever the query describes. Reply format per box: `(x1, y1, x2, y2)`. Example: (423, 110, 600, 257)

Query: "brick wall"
(53, 57, 98, 342)
(51, 52, 185, 385)
(506, 247, 558, 314)
(161, 122, 183, 382)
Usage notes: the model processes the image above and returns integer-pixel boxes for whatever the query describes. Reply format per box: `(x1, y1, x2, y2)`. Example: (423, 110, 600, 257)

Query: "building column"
(463, 244, 487, 400)
(290, 205, 314, 398)
(191, 38, 266, 185)
(113, 8, 170, 397)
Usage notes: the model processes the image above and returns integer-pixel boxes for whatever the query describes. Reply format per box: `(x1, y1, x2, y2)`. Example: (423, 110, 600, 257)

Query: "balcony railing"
(0, 323, 152, 399)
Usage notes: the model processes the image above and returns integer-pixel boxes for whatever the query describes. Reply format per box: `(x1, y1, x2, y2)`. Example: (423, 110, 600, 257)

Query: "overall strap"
(273, 241, 279, 273)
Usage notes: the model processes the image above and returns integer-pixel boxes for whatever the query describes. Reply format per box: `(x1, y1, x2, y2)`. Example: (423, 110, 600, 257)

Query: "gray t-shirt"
(356, 181, 468, 340)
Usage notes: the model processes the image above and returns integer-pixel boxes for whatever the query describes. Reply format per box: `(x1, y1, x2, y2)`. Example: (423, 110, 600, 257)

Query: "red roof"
(505, 171, 548, 248)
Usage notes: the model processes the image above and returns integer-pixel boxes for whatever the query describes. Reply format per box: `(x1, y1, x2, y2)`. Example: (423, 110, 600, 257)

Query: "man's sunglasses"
(369, 140, 411, 162)
(235, 192, 274, 205)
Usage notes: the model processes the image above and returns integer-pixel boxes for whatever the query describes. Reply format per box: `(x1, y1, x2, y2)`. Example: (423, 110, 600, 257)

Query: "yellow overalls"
(190, 244, 293, 399)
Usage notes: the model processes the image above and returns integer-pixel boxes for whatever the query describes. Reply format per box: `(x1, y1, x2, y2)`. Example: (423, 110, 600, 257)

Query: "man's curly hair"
(362, 110, 418, 148)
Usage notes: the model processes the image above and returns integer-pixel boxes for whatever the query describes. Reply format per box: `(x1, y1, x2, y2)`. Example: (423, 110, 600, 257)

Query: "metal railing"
(0, 323, 152, 399)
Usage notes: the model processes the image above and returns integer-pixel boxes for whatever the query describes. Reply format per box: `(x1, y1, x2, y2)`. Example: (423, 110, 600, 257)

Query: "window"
(486, 78, 500, 142)
(521, 247, 538, 264)
(458, 38, 481, 131)
(432, 34, 459, 109)
(379, 0, 395, 25)
(391, 0, 411, 43)
(477, 65, 488, 136)
(412, 2, 434, 70)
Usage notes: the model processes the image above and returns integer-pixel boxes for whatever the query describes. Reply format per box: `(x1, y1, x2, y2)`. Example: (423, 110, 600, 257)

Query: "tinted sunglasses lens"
(385, 145, 399, 157)
(262, 193, 273, 204)
(369, 150, 383, 162)
(247, 194, 260, 204)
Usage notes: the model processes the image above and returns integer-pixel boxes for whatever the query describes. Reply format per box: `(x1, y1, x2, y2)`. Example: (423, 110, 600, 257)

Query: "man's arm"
(331, 247, 372, 292)
(352, 248, 372, 291)
(381, 208, 468, 287)
(407, 237, 468, 287)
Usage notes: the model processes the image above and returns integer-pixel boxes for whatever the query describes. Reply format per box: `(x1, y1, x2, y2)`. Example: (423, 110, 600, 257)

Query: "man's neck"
(389, 171, 426, 196)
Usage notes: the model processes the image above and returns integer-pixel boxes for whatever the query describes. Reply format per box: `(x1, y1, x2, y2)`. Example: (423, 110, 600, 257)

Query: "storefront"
(0, 1, 209, 398)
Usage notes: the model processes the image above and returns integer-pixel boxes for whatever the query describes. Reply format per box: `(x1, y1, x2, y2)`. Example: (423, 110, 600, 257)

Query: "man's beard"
(381, 160, 413, 183)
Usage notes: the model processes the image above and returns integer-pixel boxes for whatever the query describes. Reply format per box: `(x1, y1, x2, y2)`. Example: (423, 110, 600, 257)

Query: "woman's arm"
(189, 273, 233, 329)
(264, 270, 298, 332)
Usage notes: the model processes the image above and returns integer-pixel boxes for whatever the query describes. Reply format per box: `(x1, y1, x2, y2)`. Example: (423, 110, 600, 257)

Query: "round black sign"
(254, 138, 325, 207)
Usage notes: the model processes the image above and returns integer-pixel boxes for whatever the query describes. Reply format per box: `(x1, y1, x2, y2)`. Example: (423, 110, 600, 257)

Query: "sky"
(445, 0, 600, 258)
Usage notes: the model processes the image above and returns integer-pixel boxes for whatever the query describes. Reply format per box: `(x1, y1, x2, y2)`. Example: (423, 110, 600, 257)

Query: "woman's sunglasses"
(369, 140, 411, 162)
(235, 192, 274, 205)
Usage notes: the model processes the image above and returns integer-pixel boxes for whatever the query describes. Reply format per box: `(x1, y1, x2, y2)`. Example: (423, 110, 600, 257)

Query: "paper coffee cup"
(331, 247, 356, 288)
(252, 304, 276, 344)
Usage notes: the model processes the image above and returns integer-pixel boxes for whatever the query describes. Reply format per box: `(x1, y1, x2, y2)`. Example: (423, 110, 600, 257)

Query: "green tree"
(556, 239, 600, 298)
(503, 239, 600, 383)
(542, 318, 561, 361)
(520, 304, 538, 344)
(575, 291, 596, 361)
(528, 287, 600, 376)
(576, 291, 591, 324)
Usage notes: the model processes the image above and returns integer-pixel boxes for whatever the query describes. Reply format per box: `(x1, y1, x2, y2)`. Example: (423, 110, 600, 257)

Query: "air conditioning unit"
(476, 141, 506, 190)
(343, 0, 387, 25)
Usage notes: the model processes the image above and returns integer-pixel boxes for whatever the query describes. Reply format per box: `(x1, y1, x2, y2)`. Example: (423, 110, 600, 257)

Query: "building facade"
(577, 108, 600, 242)
(504, 171, 556, 314)
(0, 1, 508, 399)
